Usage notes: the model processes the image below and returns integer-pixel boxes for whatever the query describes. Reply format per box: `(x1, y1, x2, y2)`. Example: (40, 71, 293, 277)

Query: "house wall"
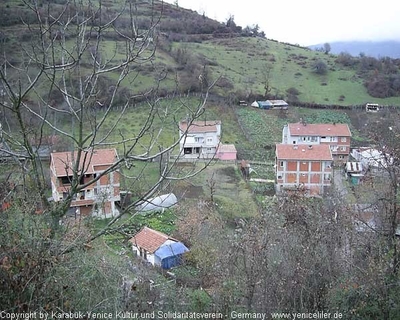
(283, 127, 351, 164)
(179, 125, 221, 159)
(132, 245, 157, 266)
(217, 151, 237, 161)
(275, 159, 332, 194)
(51, 166, 120, 219)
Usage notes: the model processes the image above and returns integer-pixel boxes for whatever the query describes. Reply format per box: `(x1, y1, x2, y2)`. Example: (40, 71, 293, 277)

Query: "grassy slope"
(3, 1, 400, 105)
(173, 37, 400, 105)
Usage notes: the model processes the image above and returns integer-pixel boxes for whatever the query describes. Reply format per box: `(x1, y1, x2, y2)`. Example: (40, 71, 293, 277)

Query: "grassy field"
(174, 37, 400, 105)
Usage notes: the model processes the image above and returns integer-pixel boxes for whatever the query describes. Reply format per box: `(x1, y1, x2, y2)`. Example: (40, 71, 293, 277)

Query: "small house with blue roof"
(129, 226, 189, 269)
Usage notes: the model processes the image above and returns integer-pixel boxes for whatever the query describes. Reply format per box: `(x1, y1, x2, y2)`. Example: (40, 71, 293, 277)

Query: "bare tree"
(262, 63, 273, 98)
(0, 0, 216, 310)
(0, 0, 215, 229)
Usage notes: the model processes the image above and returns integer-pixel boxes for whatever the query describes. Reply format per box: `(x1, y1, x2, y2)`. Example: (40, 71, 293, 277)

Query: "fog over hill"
(309, 41, 400, 58)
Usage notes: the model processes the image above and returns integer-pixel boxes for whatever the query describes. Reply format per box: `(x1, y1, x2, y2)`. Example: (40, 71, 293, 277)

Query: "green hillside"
(2, 0, 400, 105)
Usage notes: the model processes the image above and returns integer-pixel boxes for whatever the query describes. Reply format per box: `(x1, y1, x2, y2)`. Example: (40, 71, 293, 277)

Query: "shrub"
(312, 60, 328, 75)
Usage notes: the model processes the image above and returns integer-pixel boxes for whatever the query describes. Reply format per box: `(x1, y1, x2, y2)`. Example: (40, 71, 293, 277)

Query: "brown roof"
(288, 123, 351, 137)
(51, 148, 118, 177)
(129, 227, 174, 253)
(276, 144, 333, 161)
(179, 120, 220, 133)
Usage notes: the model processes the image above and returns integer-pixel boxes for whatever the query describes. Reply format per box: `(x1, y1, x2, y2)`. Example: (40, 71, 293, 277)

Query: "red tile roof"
(51, 148, 118, 177)
(276, 144, 333, 161)
(179, 120, 220, 133)
(288, 123, 351, 137)
(129, 227, 175, 253)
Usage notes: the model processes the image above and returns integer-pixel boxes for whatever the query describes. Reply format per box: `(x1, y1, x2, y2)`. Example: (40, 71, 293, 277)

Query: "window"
(194, 137, 204, 143)
(339, 155, 344, 159)
(278, 175, 282, 179)
(280, 161, 284, 167)
(61, 176, 72, 185)
(330, 136, 338, 142)
(207, 138, 213, 143)
(340, 146, 346, 151)
(325, 162, 331, 169)
(341, 137, 347, 142)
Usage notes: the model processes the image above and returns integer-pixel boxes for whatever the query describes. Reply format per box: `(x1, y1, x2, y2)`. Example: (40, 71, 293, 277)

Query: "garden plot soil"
(173, 164, 240, 200)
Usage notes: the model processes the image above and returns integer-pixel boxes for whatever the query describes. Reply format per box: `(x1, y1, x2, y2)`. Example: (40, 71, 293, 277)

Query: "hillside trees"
(323, 42, 331, 54)
(0, 0, 215, 311)
(312, 59, 328, 75)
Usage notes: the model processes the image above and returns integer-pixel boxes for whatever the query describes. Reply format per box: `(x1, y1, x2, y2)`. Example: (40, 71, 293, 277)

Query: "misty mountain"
(309, 41, 400, 58)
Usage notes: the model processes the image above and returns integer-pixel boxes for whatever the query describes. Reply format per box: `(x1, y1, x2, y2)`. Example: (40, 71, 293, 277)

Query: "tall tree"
(323, 42, 331, 54)
(0, 0, 215, 310)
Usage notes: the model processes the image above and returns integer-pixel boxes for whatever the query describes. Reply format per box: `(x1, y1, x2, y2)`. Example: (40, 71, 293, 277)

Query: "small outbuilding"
(129, 227, 189, 269)
(216, 144, 237, 161)
(251, 100, 272, 109)
(154, 242, 189, 269)
(345, 161, 364, 185)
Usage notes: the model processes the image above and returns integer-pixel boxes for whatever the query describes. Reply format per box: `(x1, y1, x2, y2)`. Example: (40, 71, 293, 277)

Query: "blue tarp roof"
(155, 242, 189, 260)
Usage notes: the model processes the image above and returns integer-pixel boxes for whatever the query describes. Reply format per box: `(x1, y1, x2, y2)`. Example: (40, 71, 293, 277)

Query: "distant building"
(365, 103, 380, 113)
(50, 148, 120, 218)
(179, 120, 236, 161)
(250, 100, 288, 110)
(282, 122, 351, 163)
(275, 144, 333, 195)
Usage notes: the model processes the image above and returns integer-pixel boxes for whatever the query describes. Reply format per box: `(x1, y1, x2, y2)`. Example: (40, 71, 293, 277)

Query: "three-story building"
(282, 122, 351, 162)
(50, 148, 120, 218)
(275, 144, 333, 195)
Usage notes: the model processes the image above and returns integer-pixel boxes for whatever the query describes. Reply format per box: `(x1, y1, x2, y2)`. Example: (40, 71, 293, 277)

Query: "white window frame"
(341, 137, 347, 142)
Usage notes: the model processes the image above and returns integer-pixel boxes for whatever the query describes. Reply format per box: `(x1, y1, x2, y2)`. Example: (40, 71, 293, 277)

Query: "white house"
(179, 120, 221, 159)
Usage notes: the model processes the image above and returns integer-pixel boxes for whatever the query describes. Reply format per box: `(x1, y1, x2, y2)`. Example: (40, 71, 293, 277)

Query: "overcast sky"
(164, 0, 400, 46)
